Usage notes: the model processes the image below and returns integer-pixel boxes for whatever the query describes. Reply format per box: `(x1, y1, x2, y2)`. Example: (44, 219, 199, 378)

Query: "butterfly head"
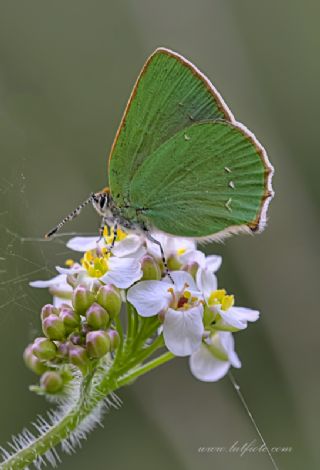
(92, 187, 113, 217)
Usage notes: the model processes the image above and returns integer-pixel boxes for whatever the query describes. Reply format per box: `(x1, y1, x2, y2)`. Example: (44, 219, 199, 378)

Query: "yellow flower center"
(177, 248, 186, 255)
(81, 248, 111, 277)
(103, 226, 127, 245)
(208, 289, 234, 311)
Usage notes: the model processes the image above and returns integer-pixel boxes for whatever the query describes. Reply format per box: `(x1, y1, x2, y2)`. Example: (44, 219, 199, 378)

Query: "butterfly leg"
(98, 216, 110, 241)
(143, 229, 174, 284)
(105, 222, 118, 252)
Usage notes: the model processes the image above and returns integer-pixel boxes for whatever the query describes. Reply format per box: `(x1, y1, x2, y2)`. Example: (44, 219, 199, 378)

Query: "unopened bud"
(60, 306, 80, 334)
(86, 303, 109, 330)
(141, 255, 161, 280)
(72, 285, 95, 314)
(69, 345, 90, 375)
(107, 329, 120, 351)
(40, 371, 63, 394)
(23, 345, 48, 375)
(86, 330, 110, 358)
(41, 304, 59, 321)
(167, 255, 182, 271)
(96, 284, 121, 318)
(42, 314, 66, 341)
(32, 337, 57, 361)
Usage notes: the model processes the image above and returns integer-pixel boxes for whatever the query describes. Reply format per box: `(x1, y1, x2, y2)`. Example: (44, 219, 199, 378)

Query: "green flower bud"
(86, 302, 109, 330)
(96, 284, 121, 318)
(32, 337, 57, 361)
(40, 371, 63, 394)
(69, 332, 83, 345)
(60, 306, 80, 334)
(72, 285, 95, 314)
(107, 329, 120, 351)
(69, 345, 90, 375)
(141, 255, 161, 280)
(23, 345, 48, 375)
(41, 304, 59, 321)
(42, 314, 66, 341)
(167, 255, 182, 271)
(56, 341, 69, 358)
(86, 330, 110, 358)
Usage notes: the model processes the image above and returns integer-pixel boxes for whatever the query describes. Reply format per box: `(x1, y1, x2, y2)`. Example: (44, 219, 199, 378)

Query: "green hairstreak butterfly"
(46, 47, 274, 261)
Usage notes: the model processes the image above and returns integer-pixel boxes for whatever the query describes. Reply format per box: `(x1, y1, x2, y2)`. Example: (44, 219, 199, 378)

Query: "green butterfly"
(46, 47, 274, 261)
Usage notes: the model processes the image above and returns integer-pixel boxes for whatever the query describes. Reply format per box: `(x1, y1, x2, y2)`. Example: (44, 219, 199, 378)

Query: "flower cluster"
(25, 228, 259, 393)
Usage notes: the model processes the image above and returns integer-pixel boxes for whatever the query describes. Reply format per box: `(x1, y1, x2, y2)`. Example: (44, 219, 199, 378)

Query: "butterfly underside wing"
(108, 48, 273, 240)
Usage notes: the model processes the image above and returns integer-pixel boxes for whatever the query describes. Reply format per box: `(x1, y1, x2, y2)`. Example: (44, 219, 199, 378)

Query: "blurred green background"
(0, 1, 319, 469)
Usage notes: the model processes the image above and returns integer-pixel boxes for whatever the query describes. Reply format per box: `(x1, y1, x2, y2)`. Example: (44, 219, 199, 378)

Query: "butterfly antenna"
(45, 194, 95, 239)
(228, 372, 279, 470)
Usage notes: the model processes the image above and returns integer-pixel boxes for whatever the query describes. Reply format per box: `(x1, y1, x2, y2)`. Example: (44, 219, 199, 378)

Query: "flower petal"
(30, 274, 68, 288)
(217, 308, 248, 330)
(112, 235, 146, 258)
(230, 306, 260, 324)
(55, 264, 83, 275)
(163, 305, 204, 356)
(127, 280, 172, 317)
(101, 257, 142, 289)
(169, 271, 198, 292)
(196, 268, 217, 299)
(205, 255, 222, 273)
(67, 237, 99, 252)
(219, 332, 241, 368)
(189, 343, 231, 382)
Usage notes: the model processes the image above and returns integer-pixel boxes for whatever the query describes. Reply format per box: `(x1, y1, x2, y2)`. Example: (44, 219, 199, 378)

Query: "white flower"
(189, 331, 241, 382)
(196, 269, 259, 331)
(127, 271, 204, 356)
(30, 274, 72, 308)
(56, 257, 142, 290)
(67, 231, 146, 259)
(146, 233, 197, 262)
(180, 249, 222, 275)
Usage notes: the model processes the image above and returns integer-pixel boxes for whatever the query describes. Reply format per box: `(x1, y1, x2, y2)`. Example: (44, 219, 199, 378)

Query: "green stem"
(1, 349, 174, 470)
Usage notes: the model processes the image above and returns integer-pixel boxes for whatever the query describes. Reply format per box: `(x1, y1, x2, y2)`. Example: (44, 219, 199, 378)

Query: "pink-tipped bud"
(72, 285, 95, 314)
(40, 371, 63, 394)
(32, 337, 57, 361)
(69, 345, 90, 375)
(96, 284, 121, 318)
(41, 304, 59, 321)
(23, 345, 48, 375)
(86, 303, 109, 330)
(107, 329, 120, 351)
(60, 306, 80, 334)
(42, 314, 65, 341)
(86, 330, 110, 358)
(141, 255, 161, 280)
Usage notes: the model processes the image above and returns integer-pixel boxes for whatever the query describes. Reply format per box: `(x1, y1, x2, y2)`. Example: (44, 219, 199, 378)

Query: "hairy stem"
(1, 348, 174, 469)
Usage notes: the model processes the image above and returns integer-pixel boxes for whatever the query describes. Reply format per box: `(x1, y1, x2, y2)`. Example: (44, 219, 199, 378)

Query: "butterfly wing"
(129, 121, 273, 239)
(108, 48, 234, 206)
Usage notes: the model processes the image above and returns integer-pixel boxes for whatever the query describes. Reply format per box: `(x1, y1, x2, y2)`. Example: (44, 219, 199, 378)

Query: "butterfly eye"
(99, 195, 106, 209)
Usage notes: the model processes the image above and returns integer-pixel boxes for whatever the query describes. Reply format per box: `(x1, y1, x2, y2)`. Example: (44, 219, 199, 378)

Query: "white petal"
(219, 332, 241, 368)
(170, 271, 198, 292)
(205, 255, 222, 273)
(218, 308, 248, 330)
(112, 235, 146, 258)
(55, 264, 83, 275)
(29, 274, 67, 288)
(190, 344, 231, 382)
(67, 237, 99, 252)
(230, 306, 260, 324)
(101, 257, 142, 289)
(163, 305, 204, 356)
(179, 249, 205, 267)
(127, 280, 172, 317)
(196, 268, 217, 298)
